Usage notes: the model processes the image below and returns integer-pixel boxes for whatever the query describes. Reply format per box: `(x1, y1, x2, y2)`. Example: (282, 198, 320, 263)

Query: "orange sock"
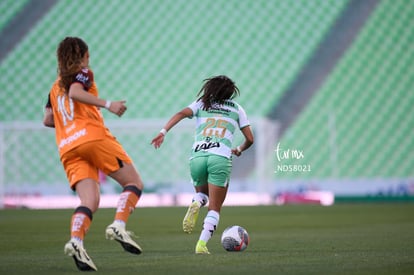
(70, 206, 92, 241)
(114, 186, 141, 224)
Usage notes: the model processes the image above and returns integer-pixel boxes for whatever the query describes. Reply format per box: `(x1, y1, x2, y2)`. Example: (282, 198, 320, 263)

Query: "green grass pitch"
(0, 203, 413, 274)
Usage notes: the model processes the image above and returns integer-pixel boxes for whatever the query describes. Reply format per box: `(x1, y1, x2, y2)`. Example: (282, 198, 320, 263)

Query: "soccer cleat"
(183, 201, 201, 234)
(105, 222, 142, 255)
(64, 239, 98, 271)
(195, 240, 210, 254)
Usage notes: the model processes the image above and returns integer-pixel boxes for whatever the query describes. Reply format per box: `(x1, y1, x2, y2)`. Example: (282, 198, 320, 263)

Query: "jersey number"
(202, 118, 228, 138)
(57, 94, 74, 126)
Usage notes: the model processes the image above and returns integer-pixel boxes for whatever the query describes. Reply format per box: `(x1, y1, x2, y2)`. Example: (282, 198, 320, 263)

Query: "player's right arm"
(232, 125, 254, 157)
(69, 83, 127, 117)
(232, 104, 254, 157)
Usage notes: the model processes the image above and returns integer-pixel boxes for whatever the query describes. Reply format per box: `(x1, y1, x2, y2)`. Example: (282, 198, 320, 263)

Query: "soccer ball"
(221, 225, 249, 252)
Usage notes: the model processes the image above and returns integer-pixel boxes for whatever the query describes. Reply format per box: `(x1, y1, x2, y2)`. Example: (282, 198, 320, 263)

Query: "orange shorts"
(61, 136, 132, 190)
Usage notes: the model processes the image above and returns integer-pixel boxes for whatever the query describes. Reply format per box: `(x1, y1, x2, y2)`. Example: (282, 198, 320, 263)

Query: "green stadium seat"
(276, 0, 414, 179)
(0, 0, 29, 31)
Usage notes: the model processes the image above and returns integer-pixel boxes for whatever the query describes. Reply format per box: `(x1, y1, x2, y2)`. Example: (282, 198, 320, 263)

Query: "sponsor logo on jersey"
(194, 141, 220, 152)
(59, 128, 87, 148)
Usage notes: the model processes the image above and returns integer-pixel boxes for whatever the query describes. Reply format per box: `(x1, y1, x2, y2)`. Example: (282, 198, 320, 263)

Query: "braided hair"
(196, 75, 240, 111)
(56, 37, 89, 93)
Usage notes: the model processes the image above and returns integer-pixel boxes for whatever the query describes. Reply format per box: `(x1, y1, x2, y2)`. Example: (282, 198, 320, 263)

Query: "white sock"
(71, 237, 83, 245)
(114, 219, 126, 229)
(199, 210, 220, 243)
(192, 192, 209, 207)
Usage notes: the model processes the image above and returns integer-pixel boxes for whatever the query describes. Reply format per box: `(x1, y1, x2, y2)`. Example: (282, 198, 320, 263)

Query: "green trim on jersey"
(188, 99, 250, 159)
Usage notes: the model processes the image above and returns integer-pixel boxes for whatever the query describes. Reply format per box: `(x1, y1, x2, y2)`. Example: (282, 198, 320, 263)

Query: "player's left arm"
(43, 107, 55, 128)
(151, 107, 193, 149)
(43, 94, 55, 128)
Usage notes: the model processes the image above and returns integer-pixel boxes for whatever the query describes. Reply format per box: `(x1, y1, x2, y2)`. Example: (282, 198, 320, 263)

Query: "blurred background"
(0, 0, 413, 208)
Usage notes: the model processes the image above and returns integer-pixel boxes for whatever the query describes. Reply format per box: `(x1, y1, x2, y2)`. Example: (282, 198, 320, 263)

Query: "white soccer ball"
(221, 225, 250, 252)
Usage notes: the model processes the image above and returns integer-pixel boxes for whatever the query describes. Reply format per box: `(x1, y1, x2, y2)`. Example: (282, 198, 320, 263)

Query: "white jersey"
(187, 99, 250, 159)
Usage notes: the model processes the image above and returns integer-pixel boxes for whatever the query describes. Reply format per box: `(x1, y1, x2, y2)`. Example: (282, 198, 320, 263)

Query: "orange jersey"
(47, 68, 111, 157)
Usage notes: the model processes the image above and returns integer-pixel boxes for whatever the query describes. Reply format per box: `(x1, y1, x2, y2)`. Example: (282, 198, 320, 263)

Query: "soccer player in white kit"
(151, 75, 254, 254)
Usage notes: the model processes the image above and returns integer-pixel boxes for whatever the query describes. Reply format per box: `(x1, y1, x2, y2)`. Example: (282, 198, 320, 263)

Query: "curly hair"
(197, 75, 240, 110)
(56, 37, 89, 93)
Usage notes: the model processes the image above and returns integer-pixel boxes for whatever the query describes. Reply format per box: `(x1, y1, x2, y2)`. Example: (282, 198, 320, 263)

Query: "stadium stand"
(1, 0, 413, 203)
(0, 0, 347, 194)
(276, 0, 414, 179)
(0, 0, 347, 121)
(0, 0, 28, 32)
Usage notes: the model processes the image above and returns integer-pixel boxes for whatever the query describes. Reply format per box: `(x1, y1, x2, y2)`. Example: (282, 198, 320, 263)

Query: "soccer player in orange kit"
(43, 37, 144, 271)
